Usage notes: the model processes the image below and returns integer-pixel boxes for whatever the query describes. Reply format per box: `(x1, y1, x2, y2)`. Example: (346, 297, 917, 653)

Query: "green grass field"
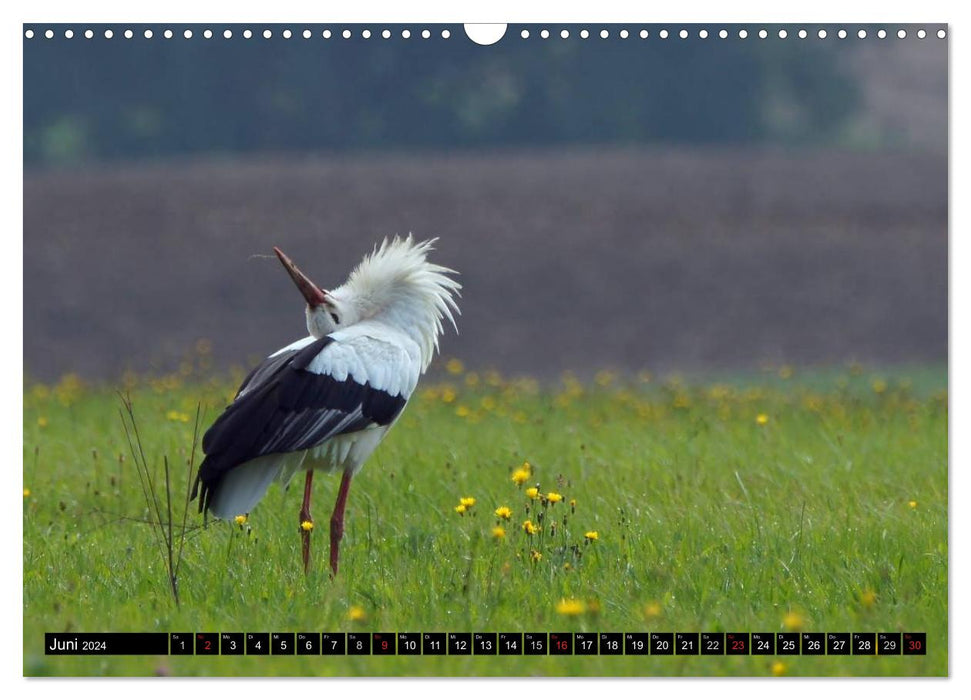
(23, 360, 948, 676)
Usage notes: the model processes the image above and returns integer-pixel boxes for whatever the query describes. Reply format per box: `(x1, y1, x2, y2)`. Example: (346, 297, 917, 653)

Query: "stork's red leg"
(329, 470, 354, 577)
(299, 471, 314, 574)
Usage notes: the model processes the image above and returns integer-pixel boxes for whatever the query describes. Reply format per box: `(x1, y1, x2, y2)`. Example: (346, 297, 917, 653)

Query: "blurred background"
(23, 24, 948, 381)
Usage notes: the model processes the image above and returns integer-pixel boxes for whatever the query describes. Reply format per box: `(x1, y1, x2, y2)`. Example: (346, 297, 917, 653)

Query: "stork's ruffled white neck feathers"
(324, 235, 461, 370)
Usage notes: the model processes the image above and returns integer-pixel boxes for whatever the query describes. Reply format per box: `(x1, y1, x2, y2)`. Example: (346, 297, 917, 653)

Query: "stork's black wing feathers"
(192, 336, 406, 514)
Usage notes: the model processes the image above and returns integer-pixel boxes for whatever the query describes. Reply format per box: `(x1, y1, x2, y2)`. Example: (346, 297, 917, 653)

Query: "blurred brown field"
(23, 147, 946, 381)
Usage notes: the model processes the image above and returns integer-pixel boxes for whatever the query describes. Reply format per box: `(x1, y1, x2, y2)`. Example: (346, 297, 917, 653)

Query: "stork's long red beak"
(273, 247, 328, 307)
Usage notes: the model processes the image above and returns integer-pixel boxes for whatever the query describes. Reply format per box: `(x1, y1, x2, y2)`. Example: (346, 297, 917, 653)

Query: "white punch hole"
(465, 24, 507, 46)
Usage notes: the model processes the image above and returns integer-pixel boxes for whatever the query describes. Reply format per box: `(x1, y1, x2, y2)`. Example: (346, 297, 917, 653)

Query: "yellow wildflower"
(584, 531, 599, 541)
(464, 372, 480, 387)
(860, 589, 877, 608)
(546, 492, 563, 504)
(455, 405, 470, 417)
(782, 610, 803, 631)
(530, 549, 542, 562)
(441, 387, 457, 403)
(300, 520, 314, 532)
(672, 393, 691, 409)
(872, 379, 887, 394)
(644, 601, 662, 618)
(492, 526, 505, 539)
(570, 498, 577, 508)
(522, 520, 539, 535)
(454, 504, 467, 515)
(54, 373, 84, 406)
(23, 488, 31, 498)
(511, 461, 531, 485)
(446, 358, 464, 375)
(494, 506, 512, 520)
(347, 605, 366, 622)
(460, 496, 476, 508)
(525, 487, 540, 500)
(30, 384, 51, 401)
(595, 370, 616, 387)
(555, 598, 586, 615)
(908, 500, 918, 509)
(771, 661, 787, 676)
(166, 410, 190, 423)
(756, 413, 769, 426)
(234, 514, 248, 526)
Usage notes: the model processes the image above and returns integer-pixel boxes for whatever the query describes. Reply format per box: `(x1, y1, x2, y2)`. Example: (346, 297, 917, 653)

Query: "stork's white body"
(192, 235, 460, 574)
(208, 323, 423, 519)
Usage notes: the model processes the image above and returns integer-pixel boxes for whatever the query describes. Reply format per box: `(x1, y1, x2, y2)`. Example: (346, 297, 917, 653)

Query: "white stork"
(192, 235, 460, 575)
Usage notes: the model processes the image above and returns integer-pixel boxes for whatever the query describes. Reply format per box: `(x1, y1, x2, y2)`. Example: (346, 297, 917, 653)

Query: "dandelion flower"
(908, 500, 918, 509)
(756, 413, 769, 426)
(441, 387, 457, 403)
(300, 520, 314, 532)
(771, 661, 787, 676)
(782, 610, 803, 631)
(166, 410, 190, 423)
(511, 461, 531, 485)
(492, 526, 506, 539)
(546, 492, 563, 504)
(522, 520, 539, 535)
(872, 379, 887, 394)
(525, 487, 540, 500)
(494, 506, 512, 520)
(446, 358, 464, 375)
(234, 514, 248, 526)
(23, 488, 31, 498)
(860, 589, 877, 608)
(644, 601, 662, 618)
(460, 497, 476, 508)
(37, 416, 48, 428)
(454, 504, 467, 515)
(530, 549, 543, 562)
(347, 605, 366, 622)
(455, 405, 471, 417)
(584, 531, 599, 541)
(570, 498, 577, 508)
(555, 598, 586, 615)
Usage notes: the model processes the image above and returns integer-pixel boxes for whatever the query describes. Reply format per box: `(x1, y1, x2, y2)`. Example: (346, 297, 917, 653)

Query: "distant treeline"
(24, 26, 862, 164)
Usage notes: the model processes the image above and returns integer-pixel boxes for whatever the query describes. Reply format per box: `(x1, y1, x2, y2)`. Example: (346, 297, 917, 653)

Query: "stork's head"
(273, 246, 342, 339)
(274, 235, 461, 368)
